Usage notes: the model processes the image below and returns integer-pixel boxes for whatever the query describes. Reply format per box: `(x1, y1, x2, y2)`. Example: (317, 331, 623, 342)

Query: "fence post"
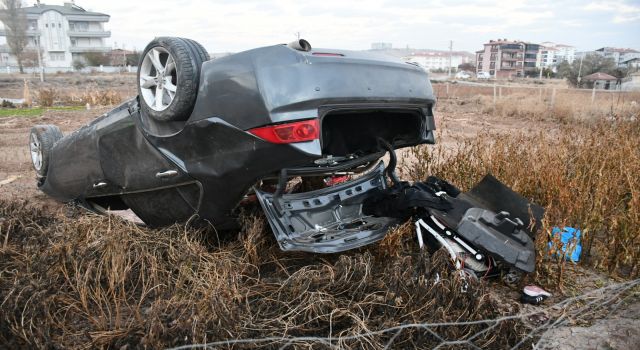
(446, 83, 449, 96)
(550, 88, 556, 109)
(591, 85, 596, 104)
(493, 84, 497, 107)
(498, 86, 502, 99)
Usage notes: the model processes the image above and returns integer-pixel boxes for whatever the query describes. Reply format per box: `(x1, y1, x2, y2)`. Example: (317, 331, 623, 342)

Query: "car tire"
(29, 125, 63, 178)
(137, 37, 210, 122)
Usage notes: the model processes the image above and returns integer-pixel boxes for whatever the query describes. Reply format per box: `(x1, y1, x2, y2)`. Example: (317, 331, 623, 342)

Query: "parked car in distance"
(455, 71, 472, 79)
(477, 71, 491, 80)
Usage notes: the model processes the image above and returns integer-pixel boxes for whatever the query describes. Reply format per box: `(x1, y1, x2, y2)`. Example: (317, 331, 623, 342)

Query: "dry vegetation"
(1, 82, 639, 348)
(0, 202, 527, 349)
(36, 86, 123, 107)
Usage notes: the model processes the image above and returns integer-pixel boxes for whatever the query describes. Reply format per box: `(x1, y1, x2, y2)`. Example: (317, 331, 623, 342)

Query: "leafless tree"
(0, 0, 28, 73)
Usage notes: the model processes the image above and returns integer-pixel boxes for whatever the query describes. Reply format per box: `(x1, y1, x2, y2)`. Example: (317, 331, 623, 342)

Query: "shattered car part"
(256, 162, 399, 253)
(456, 208, 535, 272)
(366, 174, 543, 274)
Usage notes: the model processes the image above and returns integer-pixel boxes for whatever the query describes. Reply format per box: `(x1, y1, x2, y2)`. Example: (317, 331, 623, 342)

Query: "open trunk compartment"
(321, 108, 425, 156)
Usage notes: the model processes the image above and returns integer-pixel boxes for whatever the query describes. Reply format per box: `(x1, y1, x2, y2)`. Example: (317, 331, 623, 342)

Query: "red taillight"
(249, 119, 319, 144)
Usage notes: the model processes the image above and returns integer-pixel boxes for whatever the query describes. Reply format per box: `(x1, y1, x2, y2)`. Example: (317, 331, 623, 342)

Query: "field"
(1, 75, 640, 349)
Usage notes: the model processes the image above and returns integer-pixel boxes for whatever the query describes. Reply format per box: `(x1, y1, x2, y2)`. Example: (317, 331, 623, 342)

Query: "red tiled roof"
(582, 72, 617, 81)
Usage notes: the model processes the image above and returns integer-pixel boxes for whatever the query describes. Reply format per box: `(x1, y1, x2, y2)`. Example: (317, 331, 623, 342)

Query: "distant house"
(621, 72, 640, 91)
(0, 2, 110, 70)
(582, 72, 618, 90)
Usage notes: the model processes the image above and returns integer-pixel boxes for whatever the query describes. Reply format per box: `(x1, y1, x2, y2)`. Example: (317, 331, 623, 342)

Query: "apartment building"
(593, 47, 640, 67)
(0, 2, 110, 69)
(402, 50, 473, 71)
(475, 39, 540, 79)
(540, 42, 576, 68)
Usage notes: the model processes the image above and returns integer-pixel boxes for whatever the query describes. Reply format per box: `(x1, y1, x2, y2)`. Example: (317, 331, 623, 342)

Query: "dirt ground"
(0, 77, 638, 348)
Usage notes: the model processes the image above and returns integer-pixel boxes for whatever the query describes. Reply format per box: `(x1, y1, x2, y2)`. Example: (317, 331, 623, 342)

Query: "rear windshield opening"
(321, 109, 423, 156)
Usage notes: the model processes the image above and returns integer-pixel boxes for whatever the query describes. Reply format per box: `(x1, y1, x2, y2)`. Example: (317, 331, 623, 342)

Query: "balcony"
(66, 15, 110, 22)
(68, 30, 111, 38)
(70, 46, 111, 53)
(0, 29, 42, 36)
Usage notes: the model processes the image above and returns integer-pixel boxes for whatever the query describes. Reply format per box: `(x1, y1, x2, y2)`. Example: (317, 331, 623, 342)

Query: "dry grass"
(36, 87, 57, 107)
(0, 201, 527, 349)
(34, 86, 123, 107)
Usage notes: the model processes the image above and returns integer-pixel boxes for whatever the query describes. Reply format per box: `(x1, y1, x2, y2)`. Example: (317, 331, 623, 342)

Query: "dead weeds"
(0, 200, 527, 349)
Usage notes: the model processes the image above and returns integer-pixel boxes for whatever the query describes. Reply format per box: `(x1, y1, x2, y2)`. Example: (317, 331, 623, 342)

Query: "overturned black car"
(29, 37, 542, 277)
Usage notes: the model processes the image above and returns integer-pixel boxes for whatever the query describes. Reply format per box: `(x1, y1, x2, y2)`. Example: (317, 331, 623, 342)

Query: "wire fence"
(166, 278, 640, 350)
(432, 81, 640, 107)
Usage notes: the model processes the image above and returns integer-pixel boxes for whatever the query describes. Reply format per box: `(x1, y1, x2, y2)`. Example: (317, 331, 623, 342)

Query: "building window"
(49, 53, 65, 61)
(45, 24, 48, 28)
(71, 39, 77, 47)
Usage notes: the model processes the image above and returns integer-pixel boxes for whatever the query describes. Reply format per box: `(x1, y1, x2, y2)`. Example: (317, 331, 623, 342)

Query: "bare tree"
(0, 0, 28, 73)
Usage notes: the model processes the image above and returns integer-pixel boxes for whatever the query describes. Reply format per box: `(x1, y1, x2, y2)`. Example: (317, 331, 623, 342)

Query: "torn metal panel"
(255, 162, 398, 253)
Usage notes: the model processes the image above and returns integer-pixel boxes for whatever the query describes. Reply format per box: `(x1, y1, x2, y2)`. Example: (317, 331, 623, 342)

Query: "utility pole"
(448, 40, 453, 78)
(577, 54, 584, 88)
(35, 37, 44, 82)
(539, 65, 543, 80)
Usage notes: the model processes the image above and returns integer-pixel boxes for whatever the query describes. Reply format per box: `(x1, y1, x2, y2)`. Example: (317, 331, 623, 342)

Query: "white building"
(402, 51, 473, 71)
(371, 42, 392, 50)
(0, 2, 110, 70)
(539, 42, 576, 68)
(577, 47, 640, 68)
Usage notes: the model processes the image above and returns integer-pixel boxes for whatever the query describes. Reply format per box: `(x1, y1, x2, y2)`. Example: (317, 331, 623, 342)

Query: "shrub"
(37, 88, 57, 107)
(72, 59, 86, 71)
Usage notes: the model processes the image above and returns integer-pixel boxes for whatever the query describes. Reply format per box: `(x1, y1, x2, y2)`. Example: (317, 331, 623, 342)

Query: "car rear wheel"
(29, 125, 63, 178)
(137, 37, 210, 122)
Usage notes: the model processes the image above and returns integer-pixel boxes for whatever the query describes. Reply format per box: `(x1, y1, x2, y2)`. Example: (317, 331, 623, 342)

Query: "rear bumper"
(255, 162, 398, 253)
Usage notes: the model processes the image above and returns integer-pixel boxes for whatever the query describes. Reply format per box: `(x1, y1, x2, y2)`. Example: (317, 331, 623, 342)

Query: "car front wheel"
(29, 124, 63, 178)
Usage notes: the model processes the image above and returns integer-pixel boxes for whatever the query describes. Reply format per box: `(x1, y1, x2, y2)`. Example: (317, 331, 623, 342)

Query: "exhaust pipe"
(287, 39, 311, 52)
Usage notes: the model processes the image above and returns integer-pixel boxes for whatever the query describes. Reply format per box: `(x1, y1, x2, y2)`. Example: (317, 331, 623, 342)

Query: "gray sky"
(48, 0, 640, 52)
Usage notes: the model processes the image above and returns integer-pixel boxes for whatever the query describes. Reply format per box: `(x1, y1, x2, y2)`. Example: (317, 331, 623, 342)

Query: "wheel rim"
(30, 133, 43, 171)
(139, 46, 178, 111)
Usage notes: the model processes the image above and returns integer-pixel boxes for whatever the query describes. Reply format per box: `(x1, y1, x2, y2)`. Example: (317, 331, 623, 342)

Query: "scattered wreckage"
(29, 37, 543, 279)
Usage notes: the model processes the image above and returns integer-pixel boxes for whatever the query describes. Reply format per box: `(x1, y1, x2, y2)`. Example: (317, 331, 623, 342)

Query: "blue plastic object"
(548, 227, 582, 262)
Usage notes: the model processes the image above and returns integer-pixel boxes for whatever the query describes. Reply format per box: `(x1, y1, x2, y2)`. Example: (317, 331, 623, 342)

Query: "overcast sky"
(35, 0, 640, 52)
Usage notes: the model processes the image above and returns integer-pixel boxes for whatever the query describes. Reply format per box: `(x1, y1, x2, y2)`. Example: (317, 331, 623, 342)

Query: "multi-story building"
(539, 42, 576, 69)
(593, 47, 640, 67)
(476, 39, 537, 79)
(371, 42, 392, 50)
(402, 50, 473, 71)
(0, 2, 110, 70)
